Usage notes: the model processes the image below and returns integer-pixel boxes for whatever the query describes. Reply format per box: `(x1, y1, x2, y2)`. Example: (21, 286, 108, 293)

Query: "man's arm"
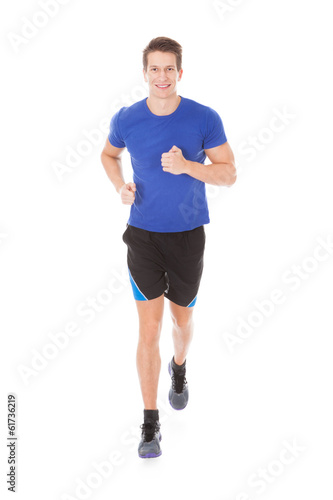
(100, 138, 136, 205)
(161, 142, 237, 186)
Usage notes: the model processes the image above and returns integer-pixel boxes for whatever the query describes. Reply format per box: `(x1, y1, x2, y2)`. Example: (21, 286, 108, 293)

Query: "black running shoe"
(138, 419, 162, 458)
(168, 359, 189, 410)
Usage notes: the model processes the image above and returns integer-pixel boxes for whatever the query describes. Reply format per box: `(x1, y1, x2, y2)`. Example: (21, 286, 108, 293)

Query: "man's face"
(143, 51, 183, 99)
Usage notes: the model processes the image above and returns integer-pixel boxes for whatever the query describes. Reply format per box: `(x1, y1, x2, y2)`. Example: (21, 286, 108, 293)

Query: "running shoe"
(138, 419, 162, 458)
(168, 359, 189, 410)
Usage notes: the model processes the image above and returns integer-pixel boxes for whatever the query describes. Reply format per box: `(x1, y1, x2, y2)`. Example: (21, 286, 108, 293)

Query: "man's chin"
(151, 88, 176, 99)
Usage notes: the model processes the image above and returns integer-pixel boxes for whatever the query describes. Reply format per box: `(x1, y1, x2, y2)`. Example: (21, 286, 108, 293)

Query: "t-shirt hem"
(204, 137, 228, 150)
(108, 135, 125, 149)
(127, 219, 210, 233)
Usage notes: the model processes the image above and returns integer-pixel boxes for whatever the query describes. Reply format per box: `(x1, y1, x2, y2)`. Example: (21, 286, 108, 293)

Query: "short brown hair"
(143, 37, 182, 72)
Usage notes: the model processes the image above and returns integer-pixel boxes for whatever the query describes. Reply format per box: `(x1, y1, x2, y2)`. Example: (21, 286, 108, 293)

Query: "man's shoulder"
(116, 98, 146, 121)
(181, 96, 219, 116)
(182, 96, 209, 108)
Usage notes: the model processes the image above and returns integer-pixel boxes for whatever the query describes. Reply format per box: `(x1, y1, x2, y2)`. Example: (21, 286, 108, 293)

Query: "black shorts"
(122, 225, 206, 308)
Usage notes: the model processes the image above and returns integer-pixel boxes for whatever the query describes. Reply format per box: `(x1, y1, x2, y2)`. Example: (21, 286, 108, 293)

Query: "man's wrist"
(183, 159, 192, 175)
(114, 180, 126, 194)
(116, 182, 126, 194)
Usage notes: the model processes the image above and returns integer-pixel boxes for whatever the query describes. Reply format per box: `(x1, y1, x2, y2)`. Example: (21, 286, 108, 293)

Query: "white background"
(1, 0, 333, 498)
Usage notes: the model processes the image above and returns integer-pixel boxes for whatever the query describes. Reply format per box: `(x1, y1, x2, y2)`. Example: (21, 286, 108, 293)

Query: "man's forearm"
(101, 153, 125, 193)
(184, 160, 237, 186)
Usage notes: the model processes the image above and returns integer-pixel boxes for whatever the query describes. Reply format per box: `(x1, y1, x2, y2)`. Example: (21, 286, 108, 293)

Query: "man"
(101, 36, 236, 459)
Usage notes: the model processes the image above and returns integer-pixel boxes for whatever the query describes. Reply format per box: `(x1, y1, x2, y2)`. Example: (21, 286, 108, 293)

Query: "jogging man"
(101, 37, 236, 458)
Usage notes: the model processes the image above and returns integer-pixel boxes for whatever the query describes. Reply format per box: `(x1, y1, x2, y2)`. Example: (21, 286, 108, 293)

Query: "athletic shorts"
(122, 224, 206, 307)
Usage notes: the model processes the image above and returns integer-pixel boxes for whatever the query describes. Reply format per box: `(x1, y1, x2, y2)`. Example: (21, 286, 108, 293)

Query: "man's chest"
(124, 118, 205, 165)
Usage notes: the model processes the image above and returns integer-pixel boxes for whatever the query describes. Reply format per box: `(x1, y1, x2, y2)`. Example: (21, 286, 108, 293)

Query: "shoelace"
(171, 367, 187, 394)
(140, 421, 160, 442)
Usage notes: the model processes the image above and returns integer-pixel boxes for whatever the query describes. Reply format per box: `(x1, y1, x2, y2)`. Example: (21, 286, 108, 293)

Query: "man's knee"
(139, 319, 163, 344)
(171, 313, 193, 332)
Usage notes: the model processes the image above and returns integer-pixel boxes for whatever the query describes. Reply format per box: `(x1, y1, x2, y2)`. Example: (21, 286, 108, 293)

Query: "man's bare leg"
(169, 301, 194, 366)
(135, 294, 164, 410)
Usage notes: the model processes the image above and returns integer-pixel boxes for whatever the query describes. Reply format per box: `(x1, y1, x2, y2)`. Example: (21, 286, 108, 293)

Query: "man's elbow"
(227, 164, 237, 186)
(218, 163, 237, 187)
(100, 150, 108, 162)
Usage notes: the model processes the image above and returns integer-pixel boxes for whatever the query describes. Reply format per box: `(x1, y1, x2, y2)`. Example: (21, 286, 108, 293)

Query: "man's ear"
(178, 68, 183, 81)
(143, 69, 148, 82)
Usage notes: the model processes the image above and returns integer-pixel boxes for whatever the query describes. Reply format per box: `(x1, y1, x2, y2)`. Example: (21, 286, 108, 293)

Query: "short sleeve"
(108, 109, 126, 148)
(203, 107, 227, 150)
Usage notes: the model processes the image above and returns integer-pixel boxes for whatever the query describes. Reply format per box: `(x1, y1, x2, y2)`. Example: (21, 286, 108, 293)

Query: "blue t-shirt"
(108, 96, 227, 232)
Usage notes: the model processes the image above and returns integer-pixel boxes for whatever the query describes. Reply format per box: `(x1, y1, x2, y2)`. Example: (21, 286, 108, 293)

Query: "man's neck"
(146, 94, 181, 116)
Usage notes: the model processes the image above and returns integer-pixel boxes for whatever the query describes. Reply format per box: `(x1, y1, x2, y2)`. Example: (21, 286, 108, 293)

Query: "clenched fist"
(161, 145, 188, 175)
(120, 182, 136, 205)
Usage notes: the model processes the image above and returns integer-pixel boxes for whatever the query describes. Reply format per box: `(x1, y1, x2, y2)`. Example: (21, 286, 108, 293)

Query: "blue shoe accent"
(128, 269, 148, 301)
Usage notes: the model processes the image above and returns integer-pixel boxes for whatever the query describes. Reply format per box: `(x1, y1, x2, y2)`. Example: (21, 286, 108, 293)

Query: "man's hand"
(119, 182, 136, 205)
(161, 146, 188, 175)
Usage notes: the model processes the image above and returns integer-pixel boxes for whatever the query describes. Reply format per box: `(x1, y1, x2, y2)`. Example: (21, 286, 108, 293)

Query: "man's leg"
(136, 294, 165, 410)
(167, 300, 194, 410)
(169, 300, 194, 366)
